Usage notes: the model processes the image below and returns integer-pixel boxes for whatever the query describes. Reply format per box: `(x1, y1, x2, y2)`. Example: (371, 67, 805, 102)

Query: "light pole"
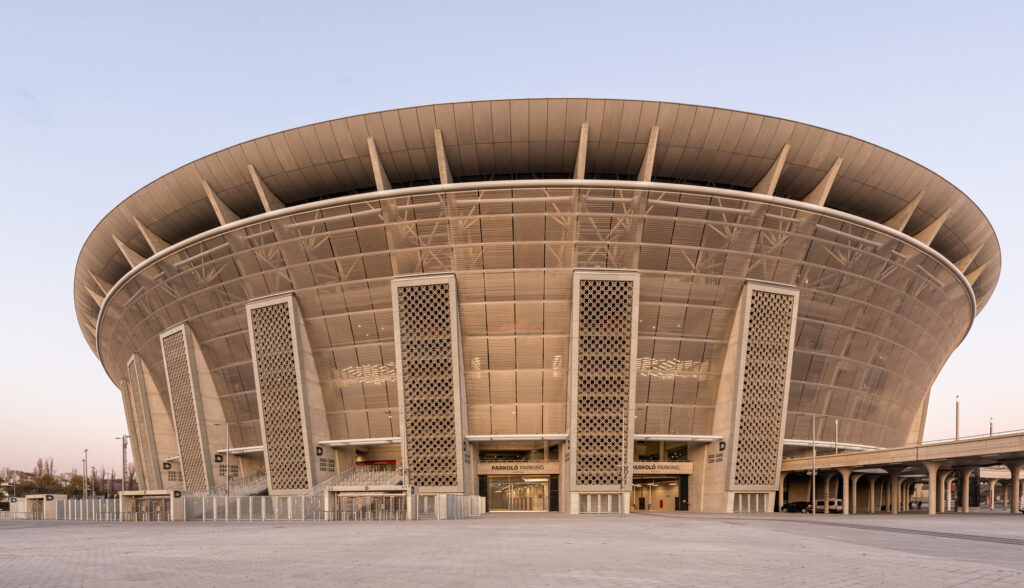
(834, 418, 839, 455)
(115, 435, 129, 493)
(213, 423, 230, 496)
(83, 449, 89, 501)
(811, 414, 818, 516)
(955, 395, 960, 441)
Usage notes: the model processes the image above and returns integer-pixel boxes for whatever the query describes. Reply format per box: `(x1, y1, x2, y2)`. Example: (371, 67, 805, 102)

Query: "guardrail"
(0, 512, 42, 520)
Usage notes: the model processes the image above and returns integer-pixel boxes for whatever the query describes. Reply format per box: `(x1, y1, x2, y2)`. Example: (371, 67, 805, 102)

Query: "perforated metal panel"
(248, 298, 312, 492)
(126, 355, 162, 490)
(118, 378, 147, 491)
(160, 328, 210, 493)
(393, 276, 465, 492)
(729, 286, 798, 491)
(569, 273, 639, 491)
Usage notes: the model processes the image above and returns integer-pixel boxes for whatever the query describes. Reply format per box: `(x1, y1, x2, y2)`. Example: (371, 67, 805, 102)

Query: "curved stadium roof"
(74, 98, 1001, 353)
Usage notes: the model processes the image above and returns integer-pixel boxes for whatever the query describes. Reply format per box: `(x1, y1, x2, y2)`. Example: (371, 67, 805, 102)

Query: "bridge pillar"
(937, 471, 952, 513)
(923, 462, 940, 515)
(868, 475, 877, 513)
(777, 471, 789, 512)
(956, 468, 973, 513)
(838, 468, 852, 515)
(1006, 462, 1023, 515)
(885, 468, 901, 515)
(849, 472, 863, 514)
(823, 472, 834, 513)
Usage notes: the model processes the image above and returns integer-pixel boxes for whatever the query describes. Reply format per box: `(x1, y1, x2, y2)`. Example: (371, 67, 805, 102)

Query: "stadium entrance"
(630, 476, 689, 512)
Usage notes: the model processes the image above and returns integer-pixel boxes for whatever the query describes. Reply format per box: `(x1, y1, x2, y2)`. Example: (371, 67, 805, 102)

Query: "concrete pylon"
(945, 473, 955, 512)
(885, 468, 902, 515)
(937, 471, 952, 513)
(867, 475, 878, 513)
(850, 473, 863, 514)
(956, 468, 973, 513)
(838, 468, 852, 515)
(1005, 462, 1023, 515)
(923, 462, 940, 515)
(777, 471, 789, 513)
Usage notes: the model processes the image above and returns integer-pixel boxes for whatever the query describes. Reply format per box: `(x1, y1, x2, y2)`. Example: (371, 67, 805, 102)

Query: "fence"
(0, 512, 42, 520)
(184, 495, 326, 521)
(445, 495, 486, 520)
(58, 498, 121, 521)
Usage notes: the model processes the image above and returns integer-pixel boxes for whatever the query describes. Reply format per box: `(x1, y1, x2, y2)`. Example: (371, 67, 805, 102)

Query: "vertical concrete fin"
(883, 190, 924, 231)
(247, 164, 285, 212)
(202, 181, 241, 225)
(433, 128, 453, 184)
(803, 157, 843, 207)
(954, 246, 982, 273)
(85, 285, 106, 307)
(88, 270, 113, 294)
(133, 217, 171, 254)
(367, 136, 392, 191)
(112, 235, 147, 268)
(912, 208, 952, 247)
(966, 260, 991, 287)
(573, 122, 589, 180)
(637, 125, 660, 182)
(751, 144, 790, 195)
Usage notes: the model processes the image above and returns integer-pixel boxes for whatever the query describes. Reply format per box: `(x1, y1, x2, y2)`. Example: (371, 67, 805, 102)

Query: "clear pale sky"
(1, 1, 1021, 474)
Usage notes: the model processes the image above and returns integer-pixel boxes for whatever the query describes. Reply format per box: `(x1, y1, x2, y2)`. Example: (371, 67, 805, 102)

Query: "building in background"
(73, 99, 999, 517)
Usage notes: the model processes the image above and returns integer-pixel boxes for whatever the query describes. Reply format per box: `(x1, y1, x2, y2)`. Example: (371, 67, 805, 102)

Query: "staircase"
(304, 465, 402, 496)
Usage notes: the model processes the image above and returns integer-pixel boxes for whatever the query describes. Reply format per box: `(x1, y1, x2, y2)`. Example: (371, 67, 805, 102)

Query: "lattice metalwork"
(118, 378, 147, 491)
(732, 289, 796, 489)
(161, 330, 208, 493)
(250, 302, 311, 491)
(574, 279, 635, 488)
(396, 282, 460, 490)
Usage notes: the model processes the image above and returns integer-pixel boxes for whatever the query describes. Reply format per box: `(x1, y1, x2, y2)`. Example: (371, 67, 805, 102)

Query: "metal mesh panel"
(396, 283, 459, 490)
(250, 302, 311, 491)
(119, 378, 147, 491)
(126, 356, 159, 489)
(574, 279, 635, 488)
(161, 330, 208, 493)
(732, 290, 795, 488)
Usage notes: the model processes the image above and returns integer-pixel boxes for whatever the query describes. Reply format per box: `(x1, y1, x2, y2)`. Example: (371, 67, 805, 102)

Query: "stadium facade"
(74, 99, 1000, 516)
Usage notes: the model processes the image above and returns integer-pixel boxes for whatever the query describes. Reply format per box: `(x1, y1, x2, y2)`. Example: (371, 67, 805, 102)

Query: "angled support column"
(912, 208, 952, 246)
(248, 164, 285, 212)
(433, 129, 452, 184)
(637, 126, 659, 182)
(112, 235, 147, 268)
(751, 144, 790, 195)
(203, 180, 241, 225)
(954, 246, 982, 273)
(133, 218, 171, 254)
(803, 158, 842, 207)
(883, 190, 924, 231)
(367, 136, 392, 191)
(966, 261, 992, 287)
(573, 122, 589, 180)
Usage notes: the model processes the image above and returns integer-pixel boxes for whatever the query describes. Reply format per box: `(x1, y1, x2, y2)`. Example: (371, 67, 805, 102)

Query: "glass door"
(487, 476, 549, 512)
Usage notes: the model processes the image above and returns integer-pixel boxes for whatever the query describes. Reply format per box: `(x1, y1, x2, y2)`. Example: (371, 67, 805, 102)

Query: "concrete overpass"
(779, 431, 1024, 516)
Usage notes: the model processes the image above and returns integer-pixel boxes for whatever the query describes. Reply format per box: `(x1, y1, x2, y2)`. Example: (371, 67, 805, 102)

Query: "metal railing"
(0, 511, 42, 520)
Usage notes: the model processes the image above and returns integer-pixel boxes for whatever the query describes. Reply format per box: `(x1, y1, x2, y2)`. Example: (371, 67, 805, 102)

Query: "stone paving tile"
(2, 513, 1024, 586)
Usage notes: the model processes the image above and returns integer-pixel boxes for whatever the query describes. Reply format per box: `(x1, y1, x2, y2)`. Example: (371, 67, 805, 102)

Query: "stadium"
(73, 99, 1000, 518)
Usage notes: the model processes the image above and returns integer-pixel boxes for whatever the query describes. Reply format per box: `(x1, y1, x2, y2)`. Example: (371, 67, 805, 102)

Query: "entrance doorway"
(133, 496, 170, 521)
(486, 476, 549, 512)
(631, 477, 687, 512)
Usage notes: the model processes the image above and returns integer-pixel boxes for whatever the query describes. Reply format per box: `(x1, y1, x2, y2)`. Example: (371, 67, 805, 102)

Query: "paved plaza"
(3, 513, 1024, 586)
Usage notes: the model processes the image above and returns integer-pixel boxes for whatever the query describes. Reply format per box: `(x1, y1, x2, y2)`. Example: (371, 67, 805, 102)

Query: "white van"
(812, 499, 843, 513)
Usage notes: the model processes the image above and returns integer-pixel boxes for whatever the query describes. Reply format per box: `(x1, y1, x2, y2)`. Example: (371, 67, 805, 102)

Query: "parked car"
(812, 499, 843, 513)
(781, 501, 811, 513)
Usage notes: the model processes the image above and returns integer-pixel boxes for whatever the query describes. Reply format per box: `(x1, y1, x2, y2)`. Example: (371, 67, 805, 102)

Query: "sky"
(1, 1, 1022, 474)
